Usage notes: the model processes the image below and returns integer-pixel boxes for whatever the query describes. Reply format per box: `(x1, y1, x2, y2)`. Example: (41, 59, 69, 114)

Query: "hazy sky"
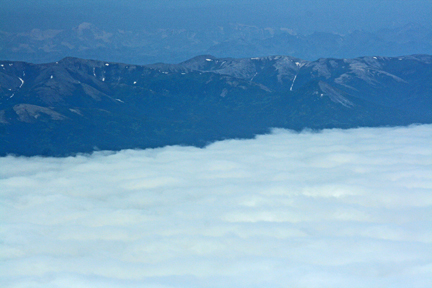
(1, 0, 431, 33)
(1, 125, 432, 287)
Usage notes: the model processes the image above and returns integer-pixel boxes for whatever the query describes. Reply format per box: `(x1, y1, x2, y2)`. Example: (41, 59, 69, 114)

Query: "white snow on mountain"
(18, 77, 24, 88)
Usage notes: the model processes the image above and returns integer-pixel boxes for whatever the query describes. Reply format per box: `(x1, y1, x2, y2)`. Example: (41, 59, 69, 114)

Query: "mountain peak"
(75, 22, 98, 31)
(0, 54, 430, 156)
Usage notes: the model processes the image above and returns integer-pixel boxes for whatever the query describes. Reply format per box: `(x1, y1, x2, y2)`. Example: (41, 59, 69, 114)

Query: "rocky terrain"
(0, 54, 431, 156)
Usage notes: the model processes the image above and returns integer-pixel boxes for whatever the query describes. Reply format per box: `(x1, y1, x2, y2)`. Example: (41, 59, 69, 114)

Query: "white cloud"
(1, 125, 432, 287)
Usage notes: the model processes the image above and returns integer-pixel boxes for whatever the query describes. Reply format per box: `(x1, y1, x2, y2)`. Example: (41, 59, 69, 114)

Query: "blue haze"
(1, 0, 431, 33)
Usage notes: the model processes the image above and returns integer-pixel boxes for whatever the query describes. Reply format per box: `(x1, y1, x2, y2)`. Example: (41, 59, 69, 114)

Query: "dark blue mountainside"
(0, 54, 431, 156)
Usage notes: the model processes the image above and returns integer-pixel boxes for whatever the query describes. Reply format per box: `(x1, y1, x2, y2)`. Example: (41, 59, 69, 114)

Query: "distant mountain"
(1, 23, 431, 65)
(208, 23, 432, 61)
(0, 54, 431, 156)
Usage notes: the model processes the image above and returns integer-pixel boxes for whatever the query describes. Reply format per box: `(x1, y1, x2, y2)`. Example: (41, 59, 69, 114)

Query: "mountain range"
(0, 54, 431, 156)
(1, 22, 431, 65)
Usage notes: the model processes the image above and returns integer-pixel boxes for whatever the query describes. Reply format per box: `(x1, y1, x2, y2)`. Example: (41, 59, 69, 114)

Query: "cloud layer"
(1, 125, 432, 287)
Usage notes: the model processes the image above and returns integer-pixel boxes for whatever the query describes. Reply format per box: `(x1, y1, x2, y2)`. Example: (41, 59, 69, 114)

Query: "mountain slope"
(0, 54, 431, 156)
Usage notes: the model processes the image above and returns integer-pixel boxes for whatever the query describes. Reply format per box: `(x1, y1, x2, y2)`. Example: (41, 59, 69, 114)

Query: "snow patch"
(69, 108, 82, 116)
(133, 81, 137, 84)
(115, 99, 124, 103)
(0, 64, 3, 67)
(205, 59, 213, 62)
(373, 57, 377, 59)
(290, 75, 297, 91)
(18, 77, 24, 88)
(93, 68, 96, 77)
(50, 75, 53, 79)
(102, 77, 105, 82)
(105, 63, 109, 66)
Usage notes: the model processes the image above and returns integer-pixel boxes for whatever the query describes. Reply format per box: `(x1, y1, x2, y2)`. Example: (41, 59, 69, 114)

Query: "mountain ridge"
(1, 22, 431, 65)
(0, 54, 431, 156)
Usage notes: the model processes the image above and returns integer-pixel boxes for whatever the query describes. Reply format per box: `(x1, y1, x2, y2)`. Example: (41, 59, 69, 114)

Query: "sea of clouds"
(1, 125, 431, 288)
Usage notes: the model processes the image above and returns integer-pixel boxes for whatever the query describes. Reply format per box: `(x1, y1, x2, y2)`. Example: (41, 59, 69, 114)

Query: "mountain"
(207, 24, 432, 61)
(0, 54, 431, 156)
(1, 23, 431, 65)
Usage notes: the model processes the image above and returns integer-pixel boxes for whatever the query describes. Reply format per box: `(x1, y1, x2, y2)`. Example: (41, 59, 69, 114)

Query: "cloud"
(1, 125, 431, 288)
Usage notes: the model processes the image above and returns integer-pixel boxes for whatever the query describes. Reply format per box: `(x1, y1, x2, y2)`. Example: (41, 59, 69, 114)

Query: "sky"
(1, 0, 431, 33)
(1, 124, 432, 287)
